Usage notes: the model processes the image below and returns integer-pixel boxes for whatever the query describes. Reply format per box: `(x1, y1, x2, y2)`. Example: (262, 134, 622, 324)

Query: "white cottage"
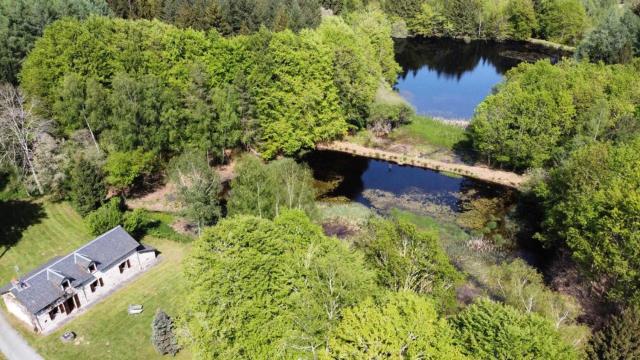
(1, 226, 157, 333)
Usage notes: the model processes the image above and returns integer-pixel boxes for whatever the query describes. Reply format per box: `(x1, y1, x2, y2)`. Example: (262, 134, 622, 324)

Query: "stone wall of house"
(2, 293, 36, 330)
(138, 251, 156, 269)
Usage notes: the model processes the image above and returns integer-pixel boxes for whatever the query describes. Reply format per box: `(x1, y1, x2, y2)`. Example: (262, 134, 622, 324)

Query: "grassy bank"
(391, 115, 467, 151)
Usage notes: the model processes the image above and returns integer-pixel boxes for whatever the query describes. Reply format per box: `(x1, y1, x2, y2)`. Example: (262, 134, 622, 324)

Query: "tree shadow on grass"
(0, 201, 46, 260)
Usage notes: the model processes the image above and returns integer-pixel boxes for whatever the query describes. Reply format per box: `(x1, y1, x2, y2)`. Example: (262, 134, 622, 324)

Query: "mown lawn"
(391, 115, 467, 151)
(0, 201, 92, 284)
(13, 237, 192, 360)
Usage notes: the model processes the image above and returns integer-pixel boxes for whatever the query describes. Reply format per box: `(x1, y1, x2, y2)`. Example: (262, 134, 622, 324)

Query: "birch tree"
(0, 84, 50, 195)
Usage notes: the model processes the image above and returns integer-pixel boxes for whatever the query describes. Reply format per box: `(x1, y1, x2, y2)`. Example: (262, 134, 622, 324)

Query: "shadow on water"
(0, 201, 45, 260)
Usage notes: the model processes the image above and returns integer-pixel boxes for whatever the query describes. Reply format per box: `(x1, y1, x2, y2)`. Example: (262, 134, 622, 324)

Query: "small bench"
(128, 304, 143, 315)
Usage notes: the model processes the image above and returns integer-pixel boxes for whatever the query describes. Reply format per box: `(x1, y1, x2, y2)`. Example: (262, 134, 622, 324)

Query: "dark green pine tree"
(587, 307, 640, 360)
(151, 309, 180, 356)
(69, 157, 105, 216)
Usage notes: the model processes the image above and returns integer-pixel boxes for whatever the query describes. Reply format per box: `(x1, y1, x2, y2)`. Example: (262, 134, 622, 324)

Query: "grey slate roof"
(1, 226, 141, 315)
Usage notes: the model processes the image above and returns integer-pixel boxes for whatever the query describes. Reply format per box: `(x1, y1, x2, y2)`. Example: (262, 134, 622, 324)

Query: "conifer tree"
(151, 309, 180, 356)
(587, 307, 640, 360)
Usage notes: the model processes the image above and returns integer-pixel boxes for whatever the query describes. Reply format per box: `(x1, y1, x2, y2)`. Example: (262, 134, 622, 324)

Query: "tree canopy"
(383, 0, 588, 44)
(452, 299, 579, 359)
(227, 156, 316, 219)
(542, 138, 640, 304)
(21, 13, 396, 158)
(0, 0, 110, 83)
(325, 291, 467, 359)
(107, 0, 323, 35)
(182, 210, 377, 359)
(469, 59, 640, 170)
(355, 217, 463, 309)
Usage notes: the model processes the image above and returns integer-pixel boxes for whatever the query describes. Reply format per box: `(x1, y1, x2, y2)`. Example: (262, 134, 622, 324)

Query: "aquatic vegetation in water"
(362, 188, 458, 222)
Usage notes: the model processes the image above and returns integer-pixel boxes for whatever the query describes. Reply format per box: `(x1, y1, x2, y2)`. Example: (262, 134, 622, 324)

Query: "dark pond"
(304, 150, 551, 271)
(394, 37, 566, 120)
(304, 150, 498, 213)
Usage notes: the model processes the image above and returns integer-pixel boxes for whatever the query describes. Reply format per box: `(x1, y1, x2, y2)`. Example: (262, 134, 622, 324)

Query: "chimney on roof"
(11, 277, 28, 290)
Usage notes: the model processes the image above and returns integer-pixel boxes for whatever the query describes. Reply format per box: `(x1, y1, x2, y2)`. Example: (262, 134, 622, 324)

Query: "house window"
(89, 278, 104, 293)
(88, 263, 96, 273)
(61, 280, 70, 291)
(118, 259, 131, 274)
(49, 307, 59, 320)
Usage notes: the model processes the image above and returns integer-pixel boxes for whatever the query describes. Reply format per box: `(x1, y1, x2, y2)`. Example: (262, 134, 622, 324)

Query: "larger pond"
(394, 37, 565, 120)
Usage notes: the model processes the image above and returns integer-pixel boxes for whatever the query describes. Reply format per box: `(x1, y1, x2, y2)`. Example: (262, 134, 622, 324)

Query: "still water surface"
(394, 37, 561, 120)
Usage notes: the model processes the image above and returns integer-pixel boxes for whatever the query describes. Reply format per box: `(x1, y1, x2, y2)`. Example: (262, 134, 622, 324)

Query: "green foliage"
(315, 16, 383, 127)
(587, 306, 640, 360)
(356, 217, 463, 309)
(367, 102, 414, 136)
(469, 59, 640, 169)
(536, 0, 588, 45)
(85, 198, 123, 235)
(483, 260, 590, 348)
(123, 208, 152, 239)
(320, 0, 365, 14)
(69, 157, 105, 216)
(249, 29, 347, 157)
(346, 7, 401, 85)
(169, 151, 222, 234)
(325, 291, 467, 359)
(389, 0, 588, 43)
(543, 138, 640, 304)
(452, 299, 579, 359)
(151, 309, 180, 356)
(104, 149, 156, 194)
(577, 6, 640, 64)
(182, 210, 376, 359)
(0, 0, 109, 83)
(22, 15, 395, 158)
(228, 156, 316, 219)
(108, 0, 321, 35)
(507, 0, 538, 39)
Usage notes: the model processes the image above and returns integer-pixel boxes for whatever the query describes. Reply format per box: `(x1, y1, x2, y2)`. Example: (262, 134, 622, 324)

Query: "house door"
(63, 297, 76, 315)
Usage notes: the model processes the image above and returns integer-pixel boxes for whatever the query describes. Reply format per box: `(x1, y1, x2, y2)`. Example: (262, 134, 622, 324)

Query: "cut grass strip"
(0, 201, 91, 284)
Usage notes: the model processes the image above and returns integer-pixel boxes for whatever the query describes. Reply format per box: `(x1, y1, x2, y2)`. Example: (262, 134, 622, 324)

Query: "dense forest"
(1, 0, 640, 359)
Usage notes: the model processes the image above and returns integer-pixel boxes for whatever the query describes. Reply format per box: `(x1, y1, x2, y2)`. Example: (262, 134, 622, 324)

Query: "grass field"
(0, 201, 92, 284)
(391, 115, 467, 151)
(11, 237, 191, 360)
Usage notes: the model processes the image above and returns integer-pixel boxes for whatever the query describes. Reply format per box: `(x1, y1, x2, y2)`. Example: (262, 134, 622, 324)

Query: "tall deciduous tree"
(227, 156, 316, 219)
(169, 151, 222, 235)
(0, 84, 49, 195)
(356, 217, 462, 308)
(543, 138, 640, 304)
(326, 291, 466, 359)
(182, 210, 376, 358)
(452, 299, 579, 359)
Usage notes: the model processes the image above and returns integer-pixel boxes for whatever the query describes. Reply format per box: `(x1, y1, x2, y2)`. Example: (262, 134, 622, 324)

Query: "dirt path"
(0, 311, 44, 360)
(126, 160, 237, 214)
(317, 141, 527, 189)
